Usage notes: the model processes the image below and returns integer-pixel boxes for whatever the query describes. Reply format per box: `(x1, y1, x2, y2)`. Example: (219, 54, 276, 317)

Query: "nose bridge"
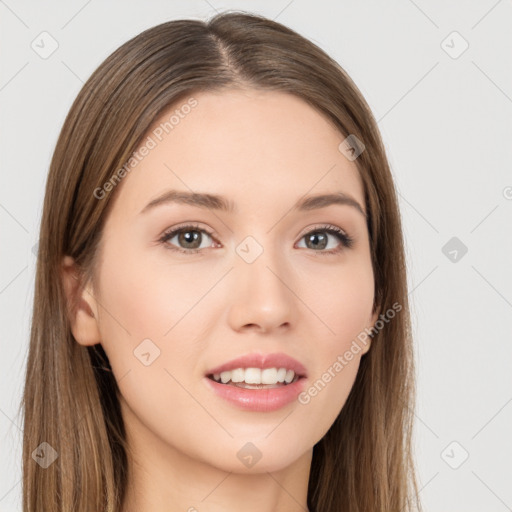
(227, 233, 296, 331)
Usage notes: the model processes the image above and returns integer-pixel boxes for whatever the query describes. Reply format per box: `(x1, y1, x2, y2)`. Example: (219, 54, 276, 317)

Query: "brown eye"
(304, 232, 329, 250)
(296, 225, 354, 254)
(159, 224, 216, 253)
(172, 229, 203, 249)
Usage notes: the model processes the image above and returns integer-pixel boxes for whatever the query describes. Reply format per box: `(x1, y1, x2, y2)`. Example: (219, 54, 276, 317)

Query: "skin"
(62, 88, 379, 512)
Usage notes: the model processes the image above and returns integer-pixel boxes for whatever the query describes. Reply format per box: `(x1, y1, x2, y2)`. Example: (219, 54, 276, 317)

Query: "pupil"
(307, 232, 327, 250)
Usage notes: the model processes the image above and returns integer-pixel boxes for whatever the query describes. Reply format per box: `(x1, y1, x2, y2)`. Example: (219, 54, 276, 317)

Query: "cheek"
(294, 258, 374, 423)
(94, 244, 236, 416)
(94, 250, 217, 442)
(96, 245, 220, 344)
(300, 255, 375, 347)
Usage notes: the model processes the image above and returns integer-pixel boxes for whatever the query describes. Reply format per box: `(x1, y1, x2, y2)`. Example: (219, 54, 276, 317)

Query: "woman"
(21, 11, 422, 512)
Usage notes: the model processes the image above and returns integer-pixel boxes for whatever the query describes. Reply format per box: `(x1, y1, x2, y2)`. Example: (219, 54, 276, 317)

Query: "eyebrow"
(140, 189, 366, 218)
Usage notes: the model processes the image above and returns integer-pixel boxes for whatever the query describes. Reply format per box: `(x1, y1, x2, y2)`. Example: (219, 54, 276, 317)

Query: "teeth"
(244, 368, 261, 384)
(261, 368, 277, 384)
(231, 368, 244, 383)
(211, 367, 298, 385)
(284, 369, 295, 384)
(276, 368, 287, 383)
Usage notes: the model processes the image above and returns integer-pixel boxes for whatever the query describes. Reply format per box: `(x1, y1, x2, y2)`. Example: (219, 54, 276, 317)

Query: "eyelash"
(158, 223, 354, 256)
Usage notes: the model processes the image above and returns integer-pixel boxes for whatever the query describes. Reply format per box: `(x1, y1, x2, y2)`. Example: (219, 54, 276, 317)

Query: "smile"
(208, 367, 299, 387)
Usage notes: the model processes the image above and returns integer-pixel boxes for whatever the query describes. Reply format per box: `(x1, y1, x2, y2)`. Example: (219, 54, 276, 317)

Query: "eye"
(158, 223, 218, 254)
(158, 223, 354, 255)
(296, 225, 354, 255)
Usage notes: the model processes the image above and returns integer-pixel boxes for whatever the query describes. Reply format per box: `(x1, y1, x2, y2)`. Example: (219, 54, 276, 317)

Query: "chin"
(198, 436, 312, 475)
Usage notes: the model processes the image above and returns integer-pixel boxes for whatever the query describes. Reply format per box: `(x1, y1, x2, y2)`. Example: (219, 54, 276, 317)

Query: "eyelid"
(297, 222, 348, 238)
(159, 222, 218, 240)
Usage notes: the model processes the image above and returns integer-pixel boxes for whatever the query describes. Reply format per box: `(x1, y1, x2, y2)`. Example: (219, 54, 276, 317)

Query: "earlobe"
(61, 255, 101, 346)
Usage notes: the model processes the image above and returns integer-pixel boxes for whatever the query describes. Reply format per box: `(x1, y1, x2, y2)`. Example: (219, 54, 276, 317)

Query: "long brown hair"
(20, 11, 422, 511)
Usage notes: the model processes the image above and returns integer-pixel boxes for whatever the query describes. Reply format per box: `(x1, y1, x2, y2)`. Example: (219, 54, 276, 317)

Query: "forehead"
(108, 88, 365, 219)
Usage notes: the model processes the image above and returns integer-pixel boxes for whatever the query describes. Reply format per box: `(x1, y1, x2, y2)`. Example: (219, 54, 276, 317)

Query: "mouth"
(204, 351, 308, 391)
(203, 356, 308, 412)
(206, 367, 303, 389)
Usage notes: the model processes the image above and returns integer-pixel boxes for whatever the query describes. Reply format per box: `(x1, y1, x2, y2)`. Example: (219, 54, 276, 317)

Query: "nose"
(226, 244, 297, 334)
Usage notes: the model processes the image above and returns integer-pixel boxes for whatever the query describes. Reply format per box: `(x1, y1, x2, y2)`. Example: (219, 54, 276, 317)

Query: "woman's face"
(83, 89, 377, 473)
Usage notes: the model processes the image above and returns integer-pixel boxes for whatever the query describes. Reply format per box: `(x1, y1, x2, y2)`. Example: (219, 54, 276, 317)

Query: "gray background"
(1, 0, 511, 510)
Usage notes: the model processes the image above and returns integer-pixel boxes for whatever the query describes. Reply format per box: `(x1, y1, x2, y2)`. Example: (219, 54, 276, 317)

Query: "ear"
(360, 305, 380, 356)
(61, 255, 101, 346)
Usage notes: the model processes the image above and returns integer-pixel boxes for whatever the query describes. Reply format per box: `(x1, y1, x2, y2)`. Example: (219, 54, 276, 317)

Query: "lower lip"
(204, 376, 307, 412)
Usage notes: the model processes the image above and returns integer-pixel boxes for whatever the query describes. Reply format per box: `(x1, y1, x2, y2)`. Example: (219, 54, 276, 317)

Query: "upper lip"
(206, 352, 308, 378)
